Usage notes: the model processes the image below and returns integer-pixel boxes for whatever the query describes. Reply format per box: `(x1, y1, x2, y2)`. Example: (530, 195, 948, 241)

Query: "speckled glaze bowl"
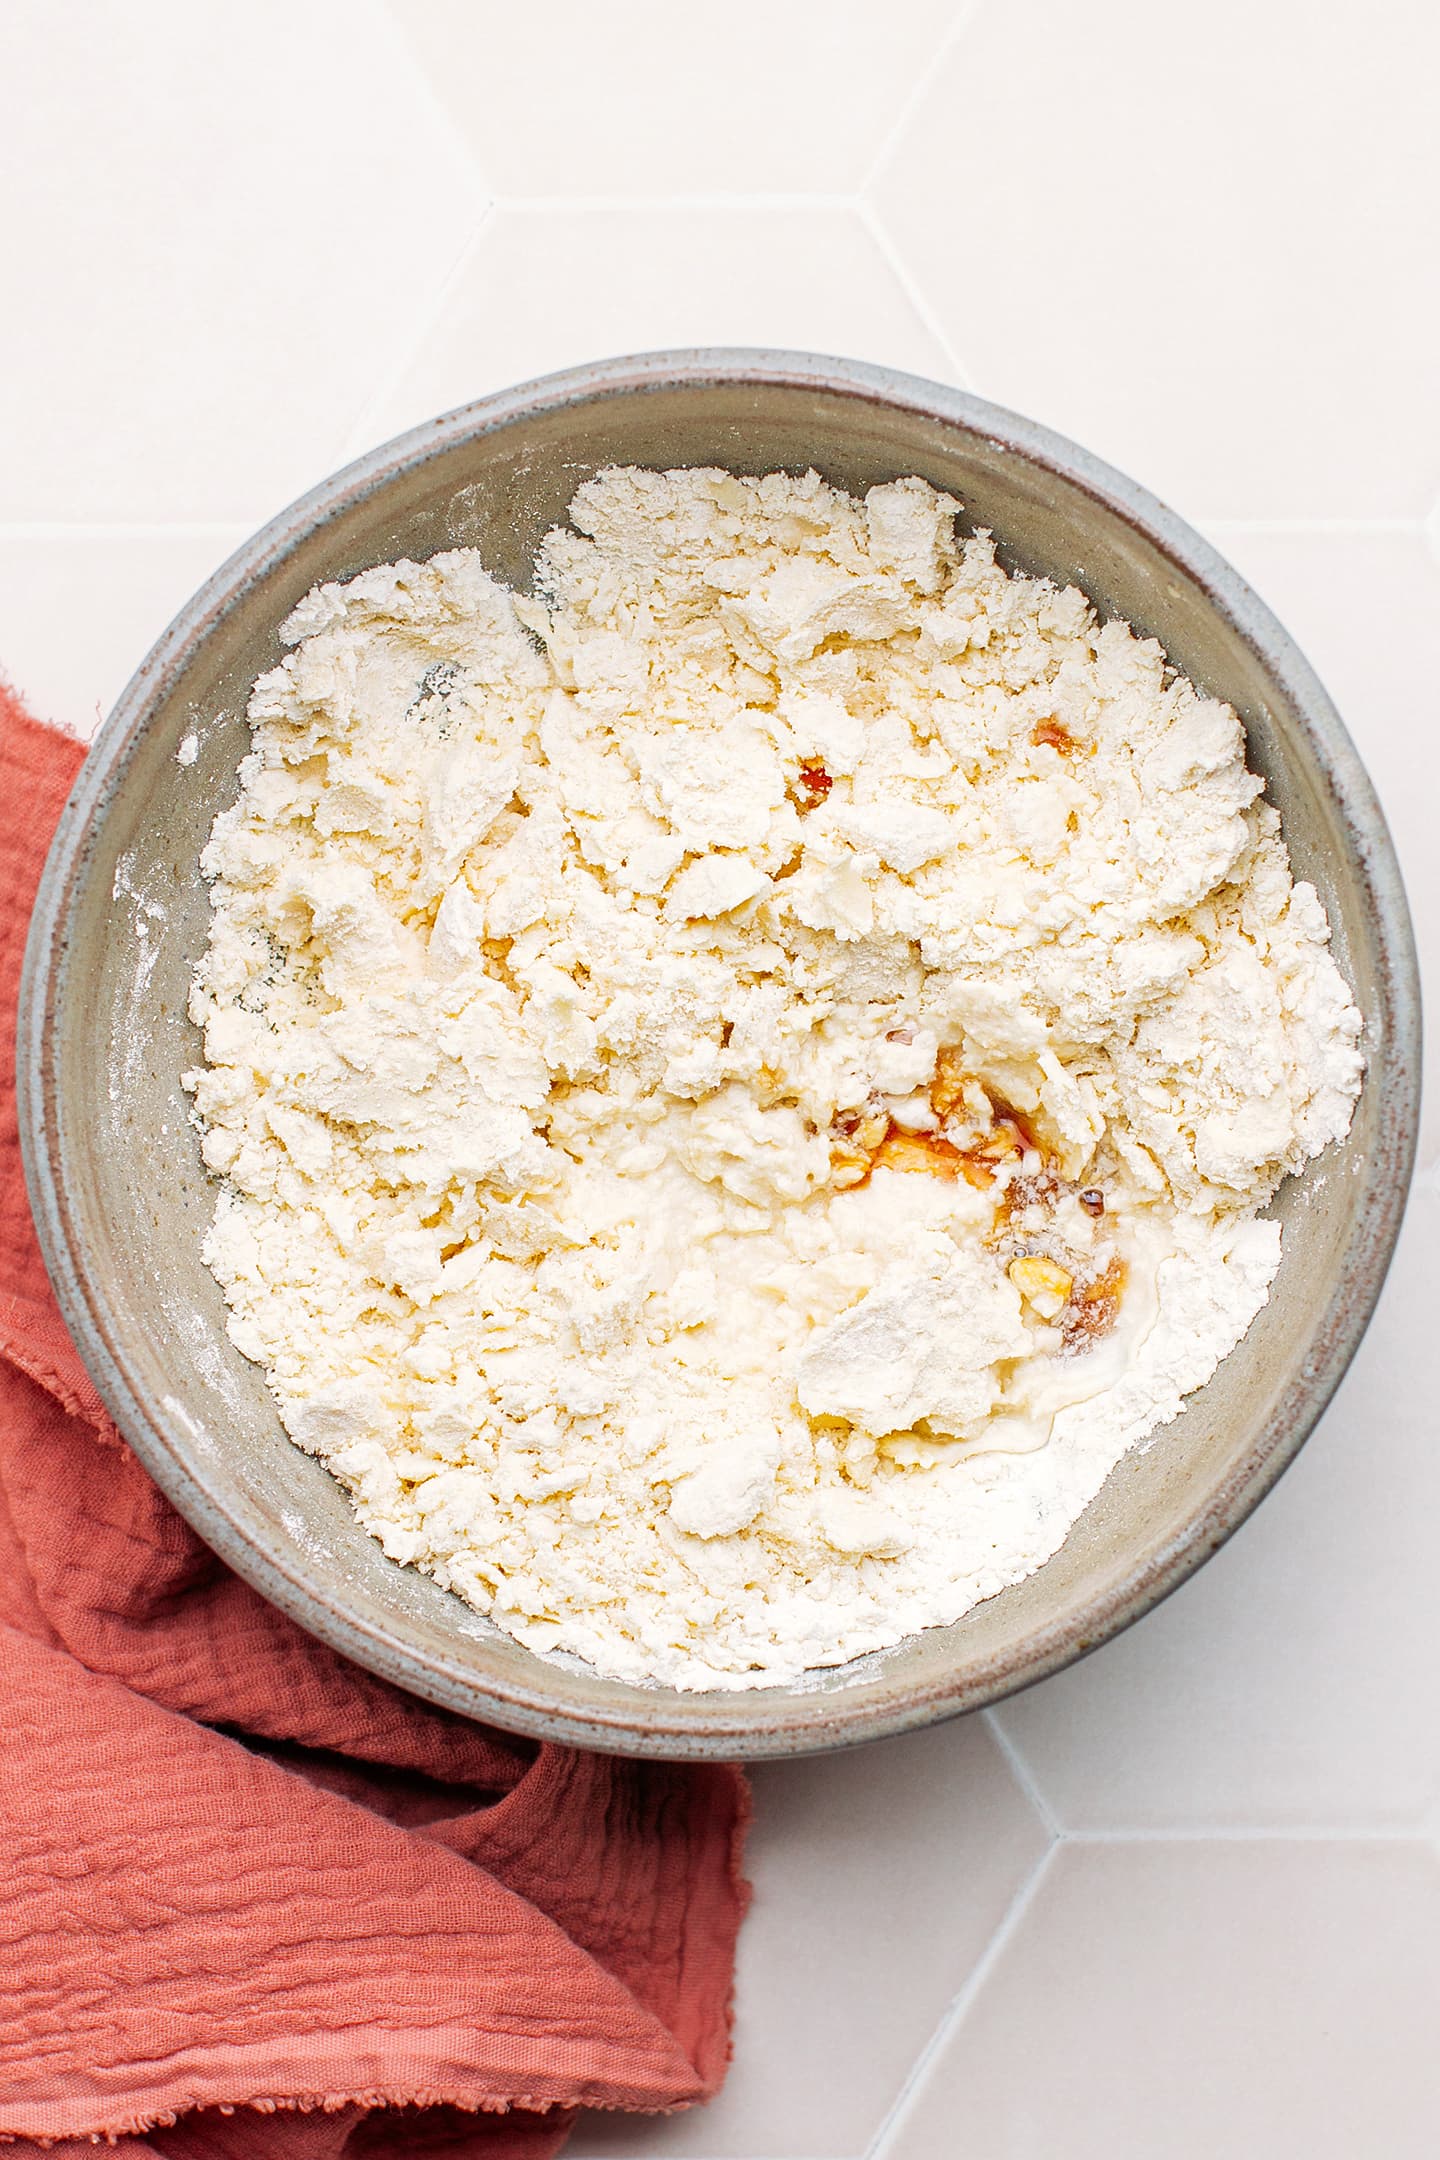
(19, 352, 1420, 1758)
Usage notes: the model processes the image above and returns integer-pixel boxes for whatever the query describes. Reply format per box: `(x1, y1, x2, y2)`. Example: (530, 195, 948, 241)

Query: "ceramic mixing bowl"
(18, 351, 1419, 1757)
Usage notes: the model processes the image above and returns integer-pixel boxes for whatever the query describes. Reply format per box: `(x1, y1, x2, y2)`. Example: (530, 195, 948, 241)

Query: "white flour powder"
(186, 469, 1363, 1689)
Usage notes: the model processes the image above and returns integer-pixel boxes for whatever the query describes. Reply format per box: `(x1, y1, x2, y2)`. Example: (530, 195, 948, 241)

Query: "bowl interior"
(24, 358, 1417, 1756)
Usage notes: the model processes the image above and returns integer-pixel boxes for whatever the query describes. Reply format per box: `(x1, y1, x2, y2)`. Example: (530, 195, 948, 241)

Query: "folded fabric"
(0, 684, 749, 2157)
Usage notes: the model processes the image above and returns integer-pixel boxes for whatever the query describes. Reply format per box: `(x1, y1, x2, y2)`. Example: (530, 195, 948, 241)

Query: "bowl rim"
(18, 348, 1421, 1758)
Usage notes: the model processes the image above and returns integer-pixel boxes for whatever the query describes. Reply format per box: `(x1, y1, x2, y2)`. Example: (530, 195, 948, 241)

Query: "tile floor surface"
(2, 2, 1438, 2153)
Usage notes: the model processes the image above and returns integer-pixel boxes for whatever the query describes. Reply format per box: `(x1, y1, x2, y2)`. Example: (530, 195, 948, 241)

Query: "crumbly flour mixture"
(186, 468, 1363, 1689)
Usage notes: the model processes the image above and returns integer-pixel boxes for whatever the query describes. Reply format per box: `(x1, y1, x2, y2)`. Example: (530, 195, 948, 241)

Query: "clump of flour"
(185, 469, 1363, 1689)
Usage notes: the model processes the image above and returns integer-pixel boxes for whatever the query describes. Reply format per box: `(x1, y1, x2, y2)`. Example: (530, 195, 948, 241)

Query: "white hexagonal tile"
(881, 1840, 1440, 2159)
(871, 0, 1440, 521)
(388, 0, 960, 198)
(568, 1715, 1050, 2159)
(0, 529, 248, 740)
(0, 0, 486, 524)
(365, 204, 956, 445)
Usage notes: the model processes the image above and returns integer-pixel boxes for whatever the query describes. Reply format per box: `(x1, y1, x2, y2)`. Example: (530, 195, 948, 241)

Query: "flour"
(185, 468, 1363, 1690)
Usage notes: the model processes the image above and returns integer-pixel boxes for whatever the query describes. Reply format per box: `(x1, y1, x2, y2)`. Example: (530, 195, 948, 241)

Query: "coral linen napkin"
(0, 686, 749, 2158)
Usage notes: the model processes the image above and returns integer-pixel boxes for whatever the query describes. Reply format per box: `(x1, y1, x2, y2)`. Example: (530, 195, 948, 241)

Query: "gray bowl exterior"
(18, 352, 1420, 1760)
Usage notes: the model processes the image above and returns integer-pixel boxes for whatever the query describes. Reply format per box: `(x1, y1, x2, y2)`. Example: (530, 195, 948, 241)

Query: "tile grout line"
(0, 524, 255, 541)
(857, 0, 985, 197)
(982, 1707, 1063, 1839)
(498, 192, 864, 214)
(864, 1840, 1061, 2160)
(336, 200, 500, 462)
(1423, 500, 1440, 569)
(1200, 516, 1425, 536)
(1071, 1823, 1436, 1845)
(855, 199, 974, 390)
(368, 0, 496, 201)
(344, 0, 503, 465)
